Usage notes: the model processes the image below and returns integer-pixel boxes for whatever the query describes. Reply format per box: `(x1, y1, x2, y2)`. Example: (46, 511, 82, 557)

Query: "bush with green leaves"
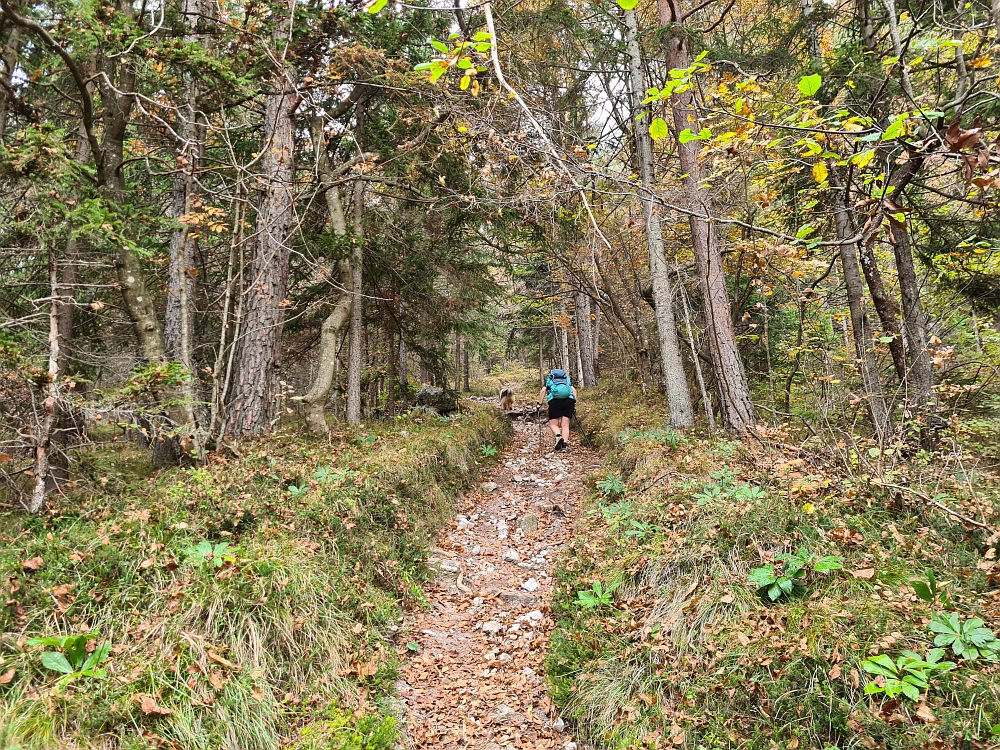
(575, 581, 618, 609)
(185, 540, 235, 568)
(26, 634, 110, 686)
(596, 473, 626, 498)
(928, 612, 1000, 662)
(748, 548, 843, 601)
(616, 427, 686, 448)
(861, 649, 955, 701)
(480, 444, 498, 457)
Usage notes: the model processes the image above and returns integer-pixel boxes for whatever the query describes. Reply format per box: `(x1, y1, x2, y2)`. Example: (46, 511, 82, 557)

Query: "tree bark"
(574, 291, 597, 387)
(346, 182, 365, 425)
(624, 8, 694, 426)
(838, 217, 893, 441)
(301, 124, 356, 433)
(227, 42, 298, 435)
(29, 244, 61, 513)
(398, 319, 409, 408)
(0, 25, 20, 142)
(890, 221, 940, 449)
(657, 0, 756, 431)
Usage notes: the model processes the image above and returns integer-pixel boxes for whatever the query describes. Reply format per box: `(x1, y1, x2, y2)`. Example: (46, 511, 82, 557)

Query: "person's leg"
(560, 416, 571, 444)
(547, 403, 561, 437)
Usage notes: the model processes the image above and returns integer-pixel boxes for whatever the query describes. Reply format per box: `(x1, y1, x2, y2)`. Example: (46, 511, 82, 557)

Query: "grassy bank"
(548, 389, 1000, 749)
(0, 406, 510, 749)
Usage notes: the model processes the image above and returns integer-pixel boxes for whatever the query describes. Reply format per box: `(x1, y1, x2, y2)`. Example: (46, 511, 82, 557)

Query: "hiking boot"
(555, 436, 567, 452)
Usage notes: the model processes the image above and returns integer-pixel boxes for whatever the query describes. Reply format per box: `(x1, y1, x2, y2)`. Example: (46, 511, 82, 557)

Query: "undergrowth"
(548, 390, 1000, 749)
(0, 406, 510, 749)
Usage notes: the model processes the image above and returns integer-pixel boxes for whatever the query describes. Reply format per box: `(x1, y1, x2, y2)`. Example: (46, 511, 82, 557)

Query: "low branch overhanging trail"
(395, 411, 597, 746)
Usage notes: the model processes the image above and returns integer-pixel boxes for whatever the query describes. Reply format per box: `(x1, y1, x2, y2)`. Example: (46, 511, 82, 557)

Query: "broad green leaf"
(366, 0, 388, 13)
(457, 58, 472, 69)
(428, 62, 448, 83)
(617, 0, 639, 9)
(649, 118, 669, 141)
(431, 40, 449, 54)
(882, 116, 906, 140)
(460, 75, 471, 90)
(797, 73, 822, 97)
(41, 651, 74, 674)
(473, 31, 493, 42)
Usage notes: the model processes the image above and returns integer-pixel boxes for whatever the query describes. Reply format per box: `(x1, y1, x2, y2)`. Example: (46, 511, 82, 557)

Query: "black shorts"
(548, 398, 576, 420)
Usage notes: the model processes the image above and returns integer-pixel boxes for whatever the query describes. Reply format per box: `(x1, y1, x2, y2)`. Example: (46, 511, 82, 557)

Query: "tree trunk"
(399, 308, 409, 408)
(227, 53, 298, 435)
(832, 182, 893, 441)
(301, 159, 355, 434)
(857, 238, 907, 382)
(454, 334, 462, 391)
(29, 245, 61, 513)
(891, 221, 939, 449)
(574, 291, 597, 387)
(0, 25, 21, 142)
(558, 319, 570, 373)
(624, 8, 694, 426)
(464, 343, 470, 392)
(658, 0, 756, 432)
(346, 183, 365, 425)
(801, 0, 821, 60)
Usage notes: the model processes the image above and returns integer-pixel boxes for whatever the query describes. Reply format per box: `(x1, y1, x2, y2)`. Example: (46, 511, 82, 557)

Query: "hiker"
(539, 368, 577, 452)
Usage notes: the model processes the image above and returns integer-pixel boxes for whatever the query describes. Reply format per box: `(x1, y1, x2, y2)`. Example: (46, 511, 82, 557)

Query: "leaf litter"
(396, 419, 597, 748)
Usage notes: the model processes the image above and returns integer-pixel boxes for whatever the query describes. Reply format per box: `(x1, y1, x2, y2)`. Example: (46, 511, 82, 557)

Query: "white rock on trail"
(481, 482, 499, 493)
(521, 578, 540, 592)
(502, 549, 520, 562)
(497, 519, 509, 540)
(481, 621, 504, 635)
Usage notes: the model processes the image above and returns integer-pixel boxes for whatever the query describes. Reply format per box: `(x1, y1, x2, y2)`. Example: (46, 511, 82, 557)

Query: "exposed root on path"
(395, 418, 598, 749)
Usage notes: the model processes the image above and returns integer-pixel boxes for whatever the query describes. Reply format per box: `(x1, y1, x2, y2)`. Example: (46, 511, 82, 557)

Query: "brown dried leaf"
(0, 669, 14, 684)
(21, 557, 43, 572)
(133, 693, 173, 716)
(915, 702, 936, 723)
(851, 568, 876, 579)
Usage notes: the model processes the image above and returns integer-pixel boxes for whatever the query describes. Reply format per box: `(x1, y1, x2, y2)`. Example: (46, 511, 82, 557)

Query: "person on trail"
(539, 369, 577, 452)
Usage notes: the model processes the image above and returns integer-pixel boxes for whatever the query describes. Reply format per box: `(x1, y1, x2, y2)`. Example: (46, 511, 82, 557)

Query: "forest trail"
(395, 416, 598, 749)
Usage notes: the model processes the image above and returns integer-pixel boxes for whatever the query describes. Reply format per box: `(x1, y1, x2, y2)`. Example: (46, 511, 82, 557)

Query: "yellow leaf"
(971, 54, 992, 69)
(812, 161, 828, 183)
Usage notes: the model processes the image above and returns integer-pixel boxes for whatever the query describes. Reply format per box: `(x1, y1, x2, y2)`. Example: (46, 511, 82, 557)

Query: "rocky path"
(394, 418, 598, 749)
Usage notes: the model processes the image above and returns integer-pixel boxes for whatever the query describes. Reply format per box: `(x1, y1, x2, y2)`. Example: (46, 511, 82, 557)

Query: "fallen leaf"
(133, 693, 173, 716)
(915, 702, 936, 723)
(21, 557, 43, 572)
(851, 568, 876, 579)
(206, 649, 239, 671)
(0, 669, 14, 684)
(0, 453, 11, 462)
(788, 737, 800, 750)
(209, 670, 224, 690)
(829, 663, 842, 679)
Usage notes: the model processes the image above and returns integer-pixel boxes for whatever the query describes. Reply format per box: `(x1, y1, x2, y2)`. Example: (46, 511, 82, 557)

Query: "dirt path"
(394, 417, 598, 749)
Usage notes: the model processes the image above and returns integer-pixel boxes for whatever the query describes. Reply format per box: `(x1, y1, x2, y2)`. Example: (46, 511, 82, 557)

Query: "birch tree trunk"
(226, 32, 298, 435)
(29, 245, 61, 513)
(625, 7, 694, 426)
(657, 0, 756, 432)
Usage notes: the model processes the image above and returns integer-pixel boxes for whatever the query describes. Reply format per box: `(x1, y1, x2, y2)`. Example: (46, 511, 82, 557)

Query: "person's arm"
(539, 387, 547, 404)
(572, 386, 578, 399)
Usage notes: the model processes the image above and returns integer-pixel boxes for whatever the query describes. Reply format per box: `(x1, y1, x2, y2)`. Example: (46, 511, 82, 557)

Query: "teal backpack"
(546, 369, 574, 400)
